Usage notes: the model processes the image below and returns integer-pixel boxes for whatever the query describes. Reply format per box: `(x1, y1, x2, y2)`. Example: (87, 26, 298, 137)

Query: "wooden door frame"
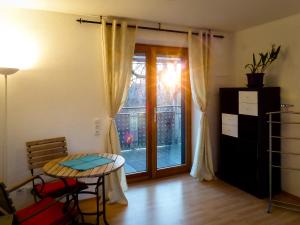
(127, 44, 191, 183)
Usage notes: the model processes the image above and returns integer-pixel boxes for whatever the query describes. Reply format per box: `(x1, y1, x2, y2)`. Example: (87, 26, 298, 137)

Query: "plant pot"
(246, 73, 265, 88)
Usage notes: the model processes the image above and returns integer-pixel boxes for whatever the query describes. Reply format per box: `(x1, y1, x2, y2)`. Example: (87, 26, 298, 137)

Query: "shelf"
(267, 111, 300, 115)
(267, 121, 300, 124)
(271, 136, 300, 140)
(267, 150, 300, 155)
(221, 88, 281, 200)
(272, 165, 300, 171)
(268, 109, 300, 214)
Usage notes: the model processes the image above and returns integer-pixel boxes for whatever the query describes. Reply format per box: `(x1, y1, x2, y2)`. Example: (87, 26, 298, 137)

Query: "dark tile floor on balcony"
(122, 144, 182, 174)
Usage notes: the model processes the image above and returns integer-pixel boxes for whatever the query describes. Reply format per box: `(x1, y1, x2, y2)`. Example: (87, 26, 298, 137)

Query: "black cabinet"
(218, 87, 281, 198)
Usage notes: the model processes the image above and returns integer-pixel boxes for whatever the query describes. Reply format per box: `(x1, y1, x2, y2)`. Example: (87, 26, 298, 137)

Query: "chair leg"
(31, 188, 38, 203)
(74, 193, 85, 223)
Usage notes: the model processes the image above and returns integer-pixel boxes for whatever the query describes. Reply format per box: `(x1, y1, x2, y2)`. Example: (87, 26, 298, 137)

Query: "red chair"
(26, 137, 87, 199)
(0, 176, 79, 225)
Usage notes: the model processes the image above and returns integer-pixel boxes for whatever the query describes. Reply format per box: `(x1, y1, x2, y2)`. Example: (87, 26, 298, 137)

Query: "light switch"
(94, 118, 101, 136)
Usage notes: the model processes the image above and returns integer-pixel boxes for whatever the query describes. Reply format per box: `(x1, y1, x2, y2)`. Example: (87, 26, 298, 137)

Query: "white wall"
(233, 13, 300, 197)
(207, 33, 235, 170)
(0, 7, 108, 185)
(0, 7, 234, 187)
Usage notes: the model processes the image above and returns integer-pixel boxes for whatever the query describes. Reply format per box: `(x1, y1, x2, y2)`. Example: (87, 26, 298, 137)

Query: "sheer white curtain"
(188, 31, 215, 181)
(100, 18, 137, 204)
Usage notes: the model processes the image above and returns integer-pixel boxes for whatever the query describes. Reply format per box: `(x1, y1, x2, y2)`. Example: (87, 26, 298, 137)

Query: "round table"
(43, 153, 125, 225)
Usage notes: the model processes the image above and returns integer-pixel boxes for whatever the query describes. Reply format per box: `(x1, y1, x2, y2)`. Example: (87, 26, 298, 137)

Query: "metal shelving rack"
(267, 104, 300, 213)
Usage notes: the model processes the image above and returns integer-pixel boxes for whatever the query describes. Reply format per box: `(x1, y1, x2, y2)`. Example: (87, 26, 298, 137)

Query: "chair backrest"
(26, 137, 68, 174)
(0, 182, 15, 216)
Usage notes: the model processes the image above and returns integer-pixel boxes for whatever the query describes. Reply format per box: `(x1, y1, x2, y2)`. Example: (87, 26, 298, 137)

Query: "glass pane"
(156, 56, 185, 169)
(116, 53, 147, 174)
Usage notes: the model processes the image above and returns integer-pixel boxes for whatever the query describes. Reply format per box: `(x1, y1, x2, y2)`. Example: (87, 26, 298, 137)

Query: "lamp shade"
(0, 67, 19, 75)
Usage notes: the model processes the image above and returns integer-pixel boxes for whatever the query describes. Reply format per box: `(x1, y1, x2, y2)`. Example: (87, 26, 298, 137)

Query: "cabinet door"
(220, 136, 239, 185)
(237, 139, 258, 195)
(222, 113, 238, 137)
(239, 91, 258, 116)
(220, 89, 238, 114)
(239, 91, 258, 104)
(238, 115, 259, 141)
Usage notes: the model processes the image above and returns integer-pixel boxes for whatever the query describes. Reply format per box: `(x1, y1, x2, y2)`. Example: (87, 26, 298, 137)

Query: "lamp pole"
(3, 74, 8, 183)
(0, 68, 19, 183)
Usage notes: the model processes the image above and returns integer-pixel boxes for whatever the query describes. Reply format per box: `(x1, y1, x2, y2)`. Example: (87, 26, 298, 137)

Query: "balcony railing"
(116, 105, 182, 151)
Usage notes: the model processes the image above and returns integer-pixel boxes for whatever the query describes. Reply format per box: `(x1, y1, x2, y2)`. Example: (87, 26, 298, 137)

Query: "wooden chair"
(0, 176, 79, 225)
(26, 137, 87, 199)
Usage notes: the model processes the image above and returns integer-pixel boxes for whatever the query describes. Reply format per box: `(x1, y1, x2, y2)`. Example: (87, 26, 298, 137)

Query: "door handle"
(154, 107, 157, 123)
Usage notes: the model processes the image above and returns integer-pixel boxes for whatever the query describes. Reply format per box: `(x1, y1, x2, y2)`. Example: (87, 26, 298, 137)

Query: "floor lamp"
(0, 67, 19, 183)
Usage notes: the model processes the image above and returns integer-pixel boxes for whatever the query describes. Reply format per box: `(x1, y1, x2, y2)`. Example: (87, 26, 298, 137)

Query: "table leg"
(75, 176, 109, 225)
(102, 176, 109, 225)
(96, 178, 100, 225)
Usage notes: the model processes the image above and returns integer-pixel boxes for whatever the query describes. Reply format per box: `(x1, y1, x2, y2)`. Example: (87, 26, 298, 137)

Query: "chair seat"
(16, 197, 76, 225)
(34, 178, 87, 198)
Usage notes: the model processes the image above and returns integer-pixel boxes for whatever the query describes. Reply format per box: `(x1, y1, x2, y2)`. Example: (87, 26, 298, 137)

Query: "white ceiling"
(2, 0, 300, 31)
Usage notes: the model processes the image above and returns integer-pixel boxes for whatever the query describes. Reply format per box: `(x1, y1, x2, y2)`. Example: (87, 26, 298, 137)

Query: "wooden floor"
(79, 174, 300, 225)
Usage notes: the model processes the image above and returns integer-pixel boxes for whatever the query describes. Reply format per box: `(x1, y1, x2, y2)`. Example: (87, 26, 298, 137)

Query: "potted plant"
(245, 44, 281, 88)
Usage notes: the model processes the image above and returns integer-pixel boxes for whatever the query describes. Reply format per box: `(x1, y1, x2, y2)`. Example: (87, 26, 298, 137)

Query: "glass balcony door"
(116, 51, 148, 176)
(156, 56, 185, 169)
(152, 46, 191, 177)
(116, 44, 191, 180)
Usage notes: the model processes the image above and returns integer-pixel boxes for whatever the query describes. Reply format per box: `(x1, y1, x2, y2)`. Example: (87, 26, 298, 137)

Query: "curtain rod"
(76, 18, 224, 39)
